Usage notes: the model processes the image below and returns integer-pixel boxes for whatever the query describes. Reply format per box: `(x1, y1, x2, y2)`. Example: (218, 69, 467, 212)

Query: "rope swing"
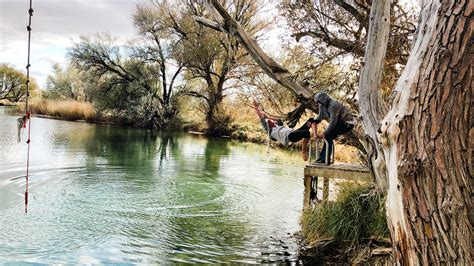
(23, 0, 34, 213)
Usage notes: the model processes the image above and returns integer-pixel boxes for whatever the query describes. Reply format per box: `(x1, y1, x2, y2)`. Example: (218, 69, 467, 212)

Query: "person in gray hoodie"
(313, 91, 356, 164)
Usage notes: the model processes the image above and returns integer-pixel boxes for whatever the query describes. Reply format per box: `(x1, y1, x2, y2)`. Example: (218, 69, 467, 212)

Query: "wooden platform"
(305, 162, 372, 181)
(303, 162, 372, 207)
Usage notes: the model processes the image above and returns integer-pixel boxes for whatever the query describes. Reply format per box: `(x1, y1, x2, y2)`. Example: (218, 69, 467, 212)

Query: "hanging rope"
(266, 134, 271, 161)
(24, 0, 34, 214)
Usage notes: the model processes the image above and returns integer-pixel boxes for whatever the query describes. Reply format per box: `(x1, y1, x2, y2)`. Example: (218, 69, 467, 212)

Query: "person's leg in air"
(288, 119, 317, 161)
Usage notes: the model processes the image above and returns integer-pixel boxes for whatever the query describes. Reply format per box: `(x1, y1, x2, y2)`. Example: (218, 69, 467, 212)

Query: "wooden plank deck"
(303, 163, 372, 207)
(304, 162, 372, 181)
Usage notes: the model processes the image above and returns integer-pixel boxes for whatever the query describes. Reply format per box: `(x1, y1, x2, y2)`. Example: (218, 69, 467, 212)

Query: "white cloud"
(1, 0, 289, 88)
(0, 0, 142, 87)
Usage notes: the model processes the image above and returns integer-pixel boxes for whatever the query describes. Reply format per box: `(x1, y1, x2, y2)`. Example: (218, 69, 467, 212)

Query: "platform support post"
(322, 177, 329, 202)
(303, 175, 312, 207)
(311, 176, 318, 204)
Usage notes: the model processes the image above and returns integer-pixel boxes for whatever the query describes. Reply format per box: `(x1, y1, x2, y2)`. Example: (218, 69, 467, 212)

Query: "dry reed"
(18, 99, 96, 121)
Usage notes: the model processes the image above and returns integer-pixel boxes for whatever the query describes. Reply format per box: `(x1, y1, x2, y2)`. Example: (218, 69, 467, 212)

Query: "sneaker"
(315, 158, 330, 165)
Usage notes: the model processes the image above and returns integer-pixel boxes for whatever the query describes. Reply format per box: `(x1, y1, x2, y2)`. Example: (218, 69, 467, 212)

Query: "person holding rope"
(312, 91, 356, 164)
(251, 99, 317, 161)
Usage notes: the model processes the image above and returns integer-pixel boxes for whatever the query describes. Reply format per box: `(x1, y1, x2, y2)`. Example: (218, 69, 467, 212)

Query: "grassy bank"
(300, 182, 391, 263)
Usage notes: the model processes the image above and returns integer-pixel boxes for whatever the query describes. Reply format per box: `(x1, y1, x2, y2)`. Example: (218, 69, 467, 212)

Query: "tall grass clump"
(301, 182, 389, 247)
(19, 99, 96, 121)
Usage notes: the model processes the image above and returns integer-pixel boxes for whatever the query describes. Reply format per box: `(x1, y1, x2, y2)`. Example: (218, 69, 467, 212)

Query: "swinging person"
(251, 100, 317, 161)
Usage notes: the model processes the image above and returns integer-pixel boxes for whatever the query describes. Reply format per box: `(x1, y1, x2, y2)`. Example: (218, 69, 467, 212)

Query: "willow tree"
(44, 63, 89, 101)
(195, 0, 472, 263)
(184, 0, 270, 135)
(133, 3, 185, 123)
(69, 35, 170, 127)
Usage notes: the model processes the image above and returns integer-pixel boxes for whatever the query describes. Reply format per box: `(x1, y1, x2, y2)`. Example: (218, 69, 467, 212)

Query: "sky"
(0, 0, 286, 89)
(0, 0, 141, 87)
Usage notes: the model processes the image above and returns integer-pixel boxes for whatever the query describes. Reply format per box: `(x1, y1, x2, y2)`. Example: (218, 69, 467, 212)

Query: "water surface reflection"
(0, 109, 304, 264)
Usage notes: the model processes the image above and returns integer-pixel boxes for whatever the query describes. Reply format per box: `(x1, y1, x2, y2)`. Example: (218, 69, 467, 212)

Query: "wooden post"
(322, 177, 329, 202)
(311, 176, 319, 203)
(303, 175, 312, 207)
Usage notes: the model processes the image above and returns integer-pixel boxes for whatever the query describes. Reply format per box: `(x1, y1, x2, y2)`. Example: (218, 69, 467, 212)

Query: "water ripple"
(0, 112, 303, 264)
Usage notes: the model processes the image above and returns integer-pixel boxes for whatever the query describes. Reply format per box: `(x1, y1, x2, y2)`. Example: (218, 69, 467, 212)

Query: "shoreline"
(32, 113, 120, 125)
(26, 110, 270, 143)
(16, 109, 361, 164)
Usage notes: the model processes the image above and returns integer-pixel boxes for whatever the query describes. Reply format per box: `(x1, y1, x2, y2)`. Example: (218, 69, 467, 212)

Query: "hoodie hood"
(314, 91, 331, 107)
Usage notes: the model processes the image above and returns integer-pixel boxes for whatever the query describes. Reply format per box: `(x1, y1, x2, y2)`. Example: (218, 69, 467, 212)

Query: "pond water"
(0, 107, 305, 264)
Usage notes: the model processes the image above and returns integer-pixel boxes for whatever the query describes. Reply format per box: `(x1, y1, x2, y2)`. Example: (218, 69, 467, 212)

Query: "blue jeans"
(318, 121, 354, 164)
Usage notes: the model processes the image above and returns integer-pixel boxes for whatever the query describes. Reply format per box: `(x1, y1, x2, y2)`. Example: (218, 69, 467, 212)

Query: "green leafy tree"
(69, 34, 173, 127)
(43, 63, 90, 101)
(0, 63, 39, 102)
(133, 3, 185, 124)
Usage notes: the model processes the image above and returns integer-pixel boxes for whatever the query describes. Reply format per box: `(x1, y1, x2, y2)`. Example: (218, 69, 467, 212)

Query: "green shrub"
(301, 182, 389, 246)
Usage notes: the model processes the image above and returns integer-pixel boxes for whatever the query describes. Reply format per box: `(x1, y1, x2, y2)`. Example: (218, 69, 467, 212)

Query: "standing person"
(251, 100, 317, 161)
(313, 92, 356, 164)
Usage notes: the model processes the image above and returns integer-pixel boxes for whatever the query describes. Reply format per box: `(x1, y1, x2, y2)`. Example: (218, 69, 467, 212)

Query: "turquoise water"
(0, 108, 305, 264)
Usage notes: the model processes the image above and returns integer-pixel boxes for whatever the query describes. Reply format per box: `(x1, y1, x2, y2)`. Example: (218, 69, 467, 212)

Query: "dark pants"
(318, 121, 354, 163)
(288, 119, 313, 143)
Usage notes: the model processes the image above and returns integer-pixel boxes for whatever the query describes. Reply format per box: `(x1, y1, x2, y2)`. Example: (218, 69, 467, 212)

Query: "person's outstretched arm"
(323, 104, 342, 137)
(251, 99, 273, 134)
(314, 102, 323, 124)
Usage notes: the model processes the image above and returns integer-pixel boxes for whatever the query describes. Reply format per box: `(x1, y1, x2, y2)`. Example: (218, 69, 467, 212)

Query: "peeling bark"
(380, 0, 472, 263)
(358, 0, 390, 190)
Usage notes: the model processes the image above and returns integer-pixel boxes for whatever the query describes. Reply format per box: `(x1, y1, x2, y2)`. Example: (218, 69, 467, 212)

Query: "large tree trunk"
(379, 1, 472, 263)
(206, 96, 221, 135)
(204, 82, 227, 136)
(358, 0, 391, 190)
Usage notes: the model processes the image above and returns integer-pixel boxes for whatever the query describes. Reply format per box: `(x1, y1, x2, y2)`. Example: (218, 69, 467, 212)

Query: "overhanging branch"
(292, 31, 365, 56)
(194, 16, 224, 32)
(194, 0, 317, 112)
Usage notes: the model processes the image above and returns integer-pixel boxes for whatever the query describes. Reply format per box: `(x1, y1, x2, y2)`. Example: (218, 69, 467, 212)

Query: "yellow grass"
(334, 144, 361, 164)
(19, 99, 96, 121)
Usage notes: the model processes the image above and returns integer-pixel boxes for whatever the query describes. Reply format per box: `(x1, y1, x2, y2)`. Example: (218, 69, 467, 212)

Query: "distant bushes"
(301, 182, 389, 246)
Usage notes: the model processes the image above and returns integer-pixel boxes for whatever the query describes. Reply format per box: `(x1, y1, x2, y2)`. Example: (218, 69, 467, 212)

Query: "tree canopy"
(0, 63, 39, 103)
